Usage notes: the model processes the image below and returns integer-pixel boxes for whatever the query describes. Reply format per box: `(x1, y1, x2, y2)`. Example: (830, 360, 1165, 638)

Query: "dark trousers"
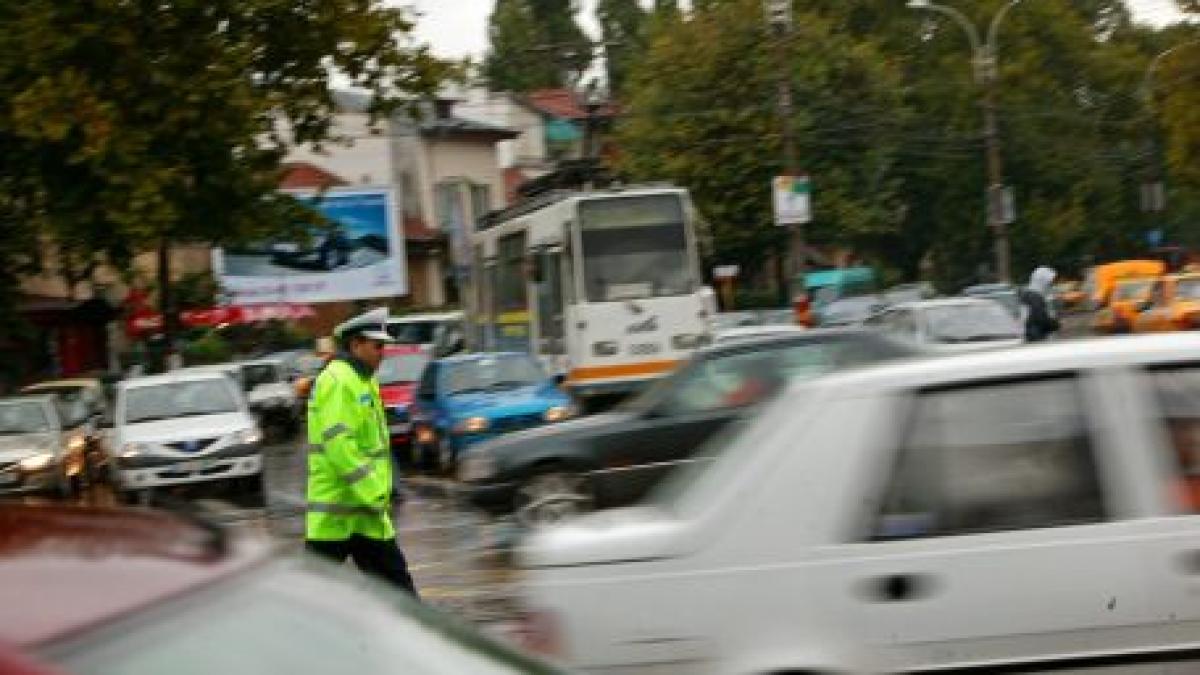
(305, 535, 419, 598)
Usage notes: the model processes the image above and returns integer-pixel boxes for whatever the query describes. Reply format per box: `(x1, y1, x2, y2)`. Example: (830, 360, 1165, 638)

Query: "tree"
(0, 0, 451, 343)
(597, 0, 648, 93)
(485, 0, 593, 91)
(616, 0, 911, 285)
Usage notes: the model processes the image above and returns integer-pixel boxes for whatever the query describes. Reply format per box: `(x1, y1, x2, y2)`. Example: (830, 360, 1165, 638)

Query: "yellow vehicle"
(1132, 273, 1200, 333)
(1082, 260, 1167, 309)
(1092, 277, 1158, 334)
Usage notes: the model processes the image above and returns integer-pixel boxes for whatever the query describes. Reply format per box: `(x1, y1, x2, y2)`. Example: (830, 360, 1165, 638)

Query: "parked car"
(961, 282, 1022, 318)
(0, 396, 91, 497)
(111, 371, 263, 504)
(865, 297, 1023, 352)
(377, 344, 431, 460)
(21, 378, 112, 480)
(387, 311, 466, 357)
(1093, 275, 1158, 334)
(461, 330, 916, 527)
(519, 333, 1200, 674)
(0, 503, 564, 675)
(815, 295, 887, 327)
(411, 353, 574, 472)
(1132, 273, 1200, 333)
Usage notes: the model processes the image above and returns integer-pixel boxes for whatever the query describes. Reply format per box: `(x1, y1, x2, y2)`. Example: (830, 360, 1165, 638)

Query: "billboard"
(214, 187, 407, 305)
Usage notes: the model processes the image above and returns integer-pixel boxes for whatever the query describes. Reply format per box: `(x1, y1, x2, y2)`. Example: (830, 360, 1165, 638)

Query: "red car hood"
(379, 383, 416, 408)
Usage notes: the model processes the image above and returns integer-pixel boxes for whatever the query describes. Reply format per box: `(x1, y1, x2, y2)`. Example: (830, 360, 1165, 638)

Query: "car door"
(1135, 279, 1170, 333)
(813, 372, 1157, 672)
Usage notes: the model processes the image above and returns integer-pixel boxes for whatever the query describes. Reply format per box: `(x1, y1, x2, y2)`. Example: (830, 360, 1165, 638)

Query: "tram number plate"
(629, 342, 662, 356)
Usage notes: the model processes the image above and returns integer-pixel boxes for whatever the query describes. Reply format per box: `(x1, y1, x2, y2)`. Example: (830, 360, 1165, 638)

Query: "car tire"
(514, 469, 595, 528)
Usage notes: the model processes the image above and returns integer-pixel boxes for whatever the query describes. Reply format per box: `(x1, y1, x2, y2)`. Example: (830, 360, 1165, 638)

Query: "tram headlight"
(672, 333, 711, 350)
(592, 340, 619, 356)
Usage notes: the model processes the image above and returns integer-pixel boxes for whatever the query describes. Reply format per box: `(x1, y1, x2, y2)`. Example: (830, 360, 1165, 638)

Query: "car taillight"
(510, 608, 563, 659)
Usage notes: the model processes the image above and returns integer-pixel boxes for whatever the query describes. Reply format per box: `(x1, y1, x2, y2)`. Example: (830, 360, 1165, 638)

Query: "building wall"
(285, 113, 392, 187)
(455, 91, 547, 170)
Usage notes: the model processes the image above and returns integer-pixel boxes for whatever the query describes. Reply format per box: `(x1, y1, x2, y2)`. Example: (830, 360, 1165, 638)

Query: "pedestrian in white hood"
(1019, 266, 1061, 341)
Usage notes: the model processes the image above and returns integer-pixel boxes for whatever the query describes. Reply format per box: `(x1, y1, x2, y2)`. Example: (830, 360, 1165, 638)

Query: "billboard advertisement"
(213, 187, 407, 305)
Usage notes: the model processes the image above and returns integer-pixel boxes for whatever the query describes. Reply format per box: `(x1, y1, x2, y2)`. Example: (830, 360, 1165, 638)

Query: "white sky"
(398, 0, 1189, 60)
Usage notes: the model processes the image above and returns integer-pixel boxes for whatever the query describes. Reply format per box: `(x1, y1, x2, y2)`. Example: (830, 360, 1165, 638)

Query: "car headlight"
(120, 442, 149, 459)
(543, 406, 572, 423)
(236, 427, 264, 445)
(453, 416, 490, 434)
(592, 340, 619, 356)
(459, 450, 496, 482)
(19, 452, 54, 472)
(66, 435, 87, 451)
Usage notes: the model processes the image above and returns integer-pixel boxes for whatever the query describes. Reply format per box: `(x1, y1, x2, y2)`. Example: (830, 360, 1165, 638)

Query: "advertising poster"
(214, 187, 407, 305)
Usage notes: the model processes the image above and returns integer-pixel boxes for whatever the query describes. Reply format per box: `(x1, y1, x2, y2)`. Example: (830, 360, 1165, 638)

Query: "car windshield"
(924, 303, 1021, 342)
(0, 401, 51, 435)
(43, 558, 557, 675)
(441, 356, 545, 395)
(124, 379, 240, 423)
(1176, 278, 1200, 301)
(580, 194, 694, 302)
(378, 353, 429, 385)
(820, 296, 882, 324)
(1114, 279, 1154, 301)
(388, 321, 437, 345)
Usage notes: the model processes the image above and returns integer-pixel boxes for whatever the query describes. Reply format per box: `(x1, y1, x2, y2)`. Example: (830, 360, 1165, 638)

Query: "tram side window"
(497, 232, 527, 312)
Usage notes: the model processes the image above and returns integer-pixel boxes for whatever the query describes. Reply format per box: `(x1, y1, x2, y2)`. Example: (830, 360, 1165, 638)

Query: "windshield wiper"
(488, 380, 534, 390)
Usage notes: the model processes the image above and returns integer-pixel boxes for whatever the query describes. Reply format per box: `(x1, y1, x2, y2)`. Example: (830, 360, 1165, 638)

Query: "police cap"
(334, 307, 395, 343)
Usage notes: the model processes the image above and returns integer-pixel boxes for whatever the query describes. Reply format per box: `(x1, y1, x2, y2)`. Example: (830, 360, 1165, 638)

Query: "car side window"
(416, 364, 438, 400)
(655, 344, 838, 416)
(1146, 366, 1200, 513)
(871, 376, 1107, 541)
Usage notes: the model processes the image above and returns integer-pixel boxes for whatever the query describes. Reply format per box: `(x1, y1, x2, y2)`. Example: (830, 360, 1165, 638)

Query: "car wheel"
(514, 469, 594, 528)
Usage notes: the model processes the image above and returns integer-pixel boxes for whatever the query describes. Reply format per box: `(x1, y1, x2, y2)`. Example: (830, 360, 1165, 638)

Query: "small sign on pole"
(713, 265, 740, 279)
(773, 175, 812, 226)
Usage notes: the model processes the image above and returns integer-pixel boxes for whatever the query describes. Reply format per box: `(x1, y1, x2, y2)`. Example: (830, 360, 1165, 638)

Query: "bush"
(184, 332, 233, 365)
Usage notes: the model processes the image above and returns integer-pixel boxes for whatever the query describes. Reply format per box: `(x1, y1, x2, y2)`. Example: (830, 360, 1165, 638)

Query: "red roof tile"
(279, 162, 348, 190)
(403, 214, 441, 242)
(522, 89, 619, 121)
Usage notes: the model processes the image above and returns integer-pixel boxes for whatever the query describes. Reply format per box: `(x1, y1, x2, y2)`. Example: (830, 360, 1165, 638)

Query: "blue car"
(410, 353, 574, 472)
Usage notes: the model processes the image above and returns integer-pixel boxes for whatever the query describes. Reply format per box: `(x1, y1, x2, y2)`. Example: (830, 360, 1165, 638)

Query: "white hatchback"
(519, 333, 1200, 674)
(865, 297, 1024, 352)
(112, 371, 263, 502)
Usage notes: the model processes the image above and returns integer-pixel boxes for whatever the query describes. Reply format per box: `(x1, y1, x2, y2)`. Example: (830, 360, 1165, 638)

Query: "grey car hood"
(0, 433, 56, 460)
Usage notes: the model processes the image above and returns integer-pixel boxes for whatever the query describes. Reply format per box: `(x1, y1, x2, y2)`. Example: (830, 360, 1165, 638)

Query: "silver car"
(0, 395, 91, 497)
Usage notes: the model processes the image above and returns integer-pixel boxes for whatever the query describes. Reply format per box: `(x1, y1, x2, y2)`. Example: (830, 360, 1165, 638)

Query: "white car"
(519, 333, 1200, 674)
(865, 296, 1023, 352)
(112, 371, 263, 503)
(712, 324, 806, 345)
(387, 311, 465, 356)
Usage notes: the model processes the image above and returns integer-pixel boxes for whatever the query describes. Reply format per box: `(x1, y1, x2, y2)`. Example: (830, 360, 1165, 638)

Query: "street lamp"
(1135, 39, 1199, 227)
(908, 0, 1023, 284)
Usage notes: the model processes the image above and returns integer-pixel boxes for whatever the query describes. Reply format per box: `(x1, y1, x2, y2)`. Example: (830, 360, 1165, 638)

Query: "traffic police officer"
(304, 307, 417, 596)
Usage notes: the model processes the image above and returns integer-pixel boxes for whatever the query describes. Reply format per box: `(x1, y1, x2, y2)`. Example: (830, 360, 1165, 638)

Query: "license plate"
(178, 459, 215, 473)
(389, 423, 411, 434)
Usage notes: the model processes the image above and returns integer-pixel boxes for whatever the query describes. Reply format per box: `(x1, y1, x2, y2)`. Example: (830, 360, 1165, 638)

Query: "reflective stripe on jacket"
(305, 359, 394, 541)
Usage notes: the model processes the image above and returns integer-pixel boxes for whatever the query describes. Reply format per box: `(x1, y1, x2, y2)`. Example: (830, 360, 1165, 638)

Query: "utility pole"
(765, 0, 804, 302)
(908, 0, 1022, 284)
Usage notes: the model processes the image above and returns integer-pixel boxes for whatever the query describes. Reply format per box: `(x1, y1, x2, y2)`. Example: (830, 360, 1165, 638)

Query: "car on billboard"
(269, 224, 353, 271)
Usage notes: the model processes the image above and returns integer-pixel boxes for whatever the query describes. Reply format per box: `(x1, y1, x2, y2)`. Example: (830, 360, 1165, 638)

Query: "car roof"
(22, 379, 101, 391)
(889, 297, 1002, 310)
(808, 333, 1200, 396)
(700, 327, 907, 357)
(118, 370, 234, 389)
(439, 351, 531, 365)
(388, 311, 463, 323)
(0, 504, 270, 647)
(0, 395, 54, 407)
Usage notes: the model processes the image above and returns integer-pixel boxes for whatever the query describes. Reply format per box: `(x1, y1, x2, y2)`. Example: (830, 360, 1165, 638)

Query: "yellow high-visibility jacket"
(305, 358, 394, 541)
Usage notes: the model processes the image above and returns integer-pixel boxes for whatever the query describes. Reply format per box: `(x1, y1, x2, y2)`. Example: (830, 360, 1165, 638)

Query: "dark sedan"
(458, 329, 917, 527)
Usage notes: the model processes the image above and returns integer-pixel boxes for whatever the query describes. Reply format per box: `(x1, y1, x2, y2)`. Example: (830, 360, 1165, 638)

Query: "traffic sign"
(773, 175, 811, 226)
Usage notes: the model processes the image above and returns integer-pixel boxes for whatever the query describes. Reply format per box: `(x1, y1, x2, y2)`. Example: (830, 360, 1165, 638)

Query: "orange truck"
(1083, 260, 1166, 310)
(1092, 276, 1159, 334)
(1132, 273, 1200, 333)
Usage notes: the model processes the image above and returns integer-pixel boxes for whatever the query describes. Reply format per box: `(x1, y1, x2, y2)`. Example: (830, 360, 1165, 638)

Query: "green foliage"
(172, 272, 219, 310)
(615, 0, 1200, 291)
(0, 0, 451, 302)
(183, 332, 233, 366)
(485, 0, 592, 91)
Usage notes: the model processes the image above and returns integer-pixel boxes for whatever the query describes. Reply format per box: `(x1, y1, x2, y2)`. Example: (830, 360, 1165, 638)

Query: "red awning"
(126, 304, 316, 338)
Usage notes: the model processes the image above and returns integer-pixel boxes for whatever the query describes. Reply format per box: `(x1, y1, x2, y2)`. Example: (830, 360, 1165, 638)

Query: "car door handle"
(861, 573, 938, 603)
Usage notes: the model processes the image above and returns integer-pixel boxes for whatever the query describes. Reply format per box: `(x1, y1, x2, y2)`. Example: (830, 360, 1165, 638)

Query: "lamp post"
(908, 0, 1023, 284)
(1138, 40, 1200, 219)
